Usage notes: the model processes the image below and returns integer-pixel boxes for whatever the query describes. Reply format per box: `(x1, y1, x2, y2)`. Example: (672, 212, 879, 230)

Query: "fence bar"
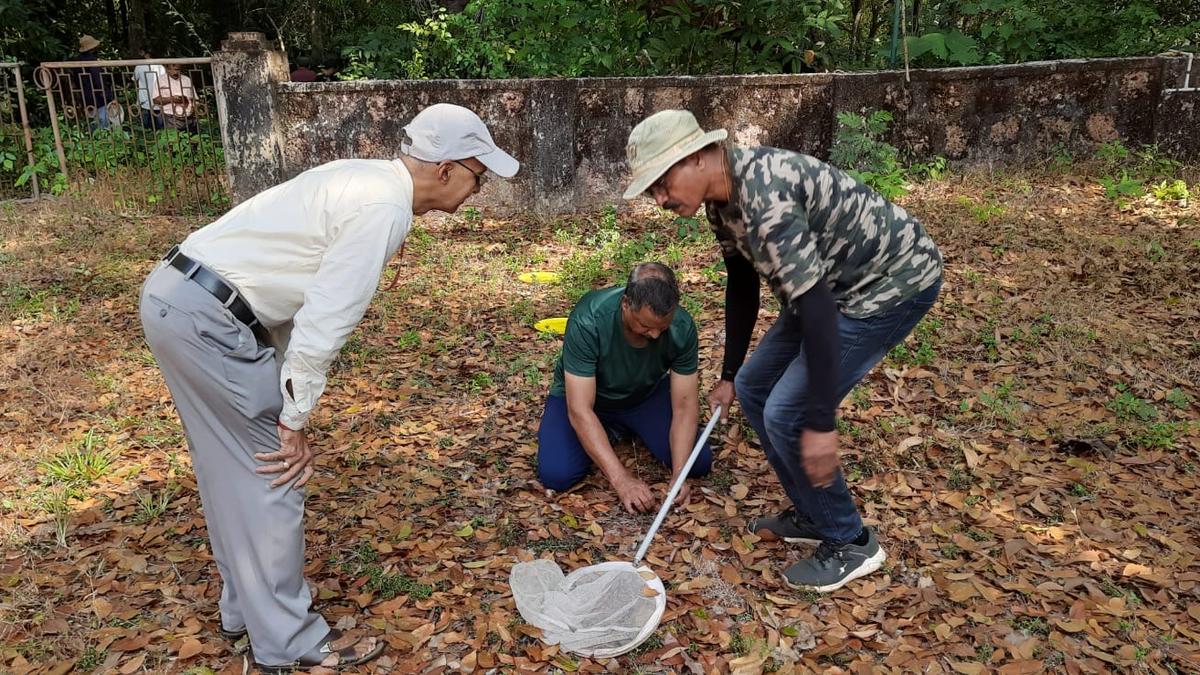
(39, 58, 214, 68)
(33, 58, 226, 214)
(33, 67, 70, 182)
(13, 64, 39, 199)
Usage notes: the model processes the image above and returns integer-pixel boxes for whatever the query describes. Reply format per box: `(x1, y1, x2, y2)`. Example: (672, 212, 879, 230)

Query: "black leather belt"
(163, 245, 269, 345)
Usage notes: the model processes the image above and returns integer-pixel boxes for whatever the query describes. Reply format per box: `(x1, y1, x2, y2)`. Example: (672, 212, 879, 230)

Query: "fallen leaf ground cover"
(0, 159, 1198, 674)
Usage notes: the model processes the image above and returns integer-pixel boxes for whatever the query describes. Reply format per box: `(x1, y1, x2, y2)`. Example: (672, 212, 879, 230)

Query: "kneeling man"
(537, 263, 711, 512)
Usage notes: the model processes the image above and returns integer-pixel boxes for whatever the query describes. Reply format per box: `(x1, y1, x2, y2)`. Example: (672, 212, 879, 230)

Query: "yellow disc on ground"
(518, 271, 561, 284)
(534, 317, 568, 335)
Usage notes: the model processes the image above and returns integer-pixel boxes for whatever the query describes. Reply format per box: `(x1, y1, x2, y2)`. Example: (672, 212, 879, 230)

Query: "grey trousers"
(139, 262, 328, 665)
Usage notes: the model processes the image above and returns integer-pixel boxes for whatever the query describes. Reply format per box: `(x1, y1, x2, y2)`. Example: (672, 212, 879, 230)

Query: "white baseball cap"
(402, 103, 520, 178)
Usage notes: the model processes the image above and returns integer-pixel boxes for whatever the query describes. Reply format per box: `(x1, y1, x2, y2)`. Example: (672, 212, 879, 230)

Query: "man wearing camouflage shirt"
(622, 110, 942, 592)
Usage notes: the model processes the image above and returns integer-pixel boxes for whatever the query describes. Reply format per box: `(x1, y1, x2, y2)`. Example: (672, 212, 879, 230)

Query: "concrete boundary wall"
(211, 33, 1198, 213)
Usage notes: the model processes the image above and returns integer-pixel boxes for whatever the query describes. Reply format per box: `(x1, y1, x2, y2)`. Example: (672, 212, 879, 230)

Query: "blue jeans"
(735, 279, 942, 544)
(537, 378, 713, 491)
(89, 103, 111, 130)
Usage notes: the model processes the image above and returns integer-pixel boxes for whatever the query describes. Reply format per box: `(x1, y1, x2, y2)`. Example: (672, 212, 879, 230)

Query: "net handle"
(632, 406, 722, 566)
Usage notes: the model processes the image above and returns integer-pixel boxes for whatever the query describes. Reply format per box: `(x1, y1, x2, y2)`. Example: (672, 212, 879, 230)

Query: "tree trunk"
(864, 1, 883, 63)
(105, 0, 119, 47)
(126, 0, 146, 54)
(119, 0, 129, 48)
(850, 0, 864, 51)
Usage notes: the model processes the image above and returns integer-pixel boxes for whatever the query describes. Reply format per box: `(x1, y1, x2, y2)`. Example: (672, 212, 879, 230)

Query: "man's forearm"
(567, 408, 628, 484)
(667, 408, 698, 475)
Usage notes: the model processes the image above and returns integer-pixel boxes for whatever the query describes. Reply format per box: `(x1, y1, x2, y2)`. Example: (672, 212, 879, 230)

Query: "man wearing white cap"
(622, 110, 942, 593)
(139, 103, 517, 672)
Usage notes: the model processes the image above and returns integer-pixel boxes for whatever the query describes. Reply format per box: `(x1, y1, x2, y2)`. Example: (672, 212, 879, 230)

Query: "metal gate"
(0, 62, 39, 201)
(33, 57, 227, 215)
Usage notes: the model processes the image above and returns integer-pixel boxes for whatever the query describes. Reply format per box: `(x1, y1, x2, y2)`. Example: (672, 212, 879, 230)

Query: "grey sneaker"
(747, 506, 822, 545)
(783, 527, 886, 593)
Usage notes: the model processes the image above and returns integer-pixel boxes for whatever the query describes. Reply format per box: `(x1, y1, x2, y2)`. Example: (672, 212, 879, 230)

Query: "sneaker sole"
(785, 546, 887, 594)
(748, 525, 822, 546)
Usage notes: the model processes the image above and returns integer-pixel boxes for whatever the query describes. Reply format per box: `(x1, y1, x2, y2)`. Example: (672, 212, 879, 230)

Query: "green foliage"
(898, 1, 1197, 67)
(1108, 384, 1158, 421)
(1098, 171, 1145, 205)
(558, 208, 658, 304)
(957, 196, 1006, 223)
(830, 110, 909, 199)
(1133, 421, 1182, 450)
(469, 372, 494, 392)
(889, 316, 943, 366)
(1151, 179, 1190, 205)
(342, 0, 852, 79)
(1165, 388, 1193, 410)
(5, 0, 1198, 86)
(830, 110, 946, 200)
(396, 330, 421, 350)
(75, 645, 106, 671)
(978, 379, 1021, 426)
(903, 30, 983, 66)
(4, 122, 225, 209)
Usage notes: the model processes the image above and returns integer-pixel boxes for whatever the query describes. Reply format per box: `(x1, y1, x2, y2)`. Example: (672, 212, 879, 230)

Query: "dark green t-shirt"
(549, 286, 699, 411)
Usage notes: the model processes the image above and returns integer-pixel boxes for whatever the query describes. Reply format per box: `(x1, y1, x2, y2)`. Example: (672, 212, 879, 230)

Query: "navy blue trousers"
(536, 379, 713, 491)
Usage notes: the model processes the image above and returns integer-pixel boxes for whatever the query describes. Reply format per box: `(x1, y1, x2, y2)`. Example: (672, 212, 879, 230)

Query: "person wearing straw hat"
(139, 103, 518, 672)
(622, 110, 942, 592)
(72, 35, 114, 129)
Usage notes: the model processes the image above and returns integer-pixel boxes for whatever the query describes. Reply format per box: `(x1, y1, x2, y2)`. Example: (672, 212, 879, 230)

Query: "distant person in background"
(316, 58, 341, 82)
(154, 63, 197, 132)
(73, 35, 114, 130)
(132, 47, 166, 130)
(290, 57, 317, 82)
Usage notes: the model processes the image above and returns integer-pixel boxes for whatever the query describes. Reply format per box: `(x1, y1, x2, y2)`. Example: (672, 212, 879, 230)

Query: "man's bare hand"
(709, 380, 735, 421)
(672, 474, 691, 506)
(255, 425, 316, 489)
(801, 428, 840, 488)
(613, 474, 655, 513)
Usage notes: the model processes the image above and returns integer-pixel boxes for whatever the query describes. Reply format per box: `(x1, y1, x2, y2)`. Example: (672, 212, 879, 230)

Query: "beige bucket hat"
(622, 110, 727, 200)
(79, 35, 102, 52)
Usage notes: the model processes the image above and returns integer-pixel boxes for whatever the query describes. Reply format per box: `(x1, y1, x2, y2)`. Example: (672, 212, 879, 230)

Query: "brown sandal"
(255, 629, 384, 673)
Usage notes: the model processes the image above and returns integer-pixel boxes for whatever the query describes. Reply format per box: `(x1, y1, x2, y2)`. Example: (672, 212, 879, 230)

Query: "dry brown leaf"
(176, 638, 203, 660)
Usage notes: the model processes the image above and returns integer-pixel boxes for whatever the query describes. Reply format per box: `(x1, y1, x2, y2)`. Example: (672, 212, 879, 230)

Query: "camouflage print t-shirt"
(707, 146, 942, 318)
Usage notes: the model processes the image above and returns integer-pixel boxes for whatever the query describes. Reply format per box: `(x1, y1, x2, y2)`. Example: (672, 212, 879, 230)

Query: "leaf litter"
(0, 164, 1197, 673)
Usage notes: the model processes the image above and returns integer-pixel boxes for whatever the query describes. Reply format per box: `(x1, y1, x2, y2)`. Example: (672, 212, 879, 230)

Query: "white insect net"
(509, 559, 666, 658)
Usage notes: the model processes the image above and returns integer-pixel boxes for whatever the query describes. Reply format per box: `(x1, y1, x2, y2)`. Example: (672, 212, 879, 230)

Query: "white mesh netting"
(509, 559, 667, 658)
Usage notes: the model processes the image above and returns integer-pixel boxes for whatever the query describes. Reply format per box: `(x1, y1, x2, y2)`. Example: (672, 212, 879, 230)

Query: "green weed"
(39, 431, 115, 485)
(889, 316, 943, 366)
(1133, 422, 1181, 450)
(1098, 171, 1145, 204)
(396, 330, 421, 350)
(1011, 616, 1049, 636)
(1151, 178, 1190, 204)
(1165, 388, 1193, 410)
(75, 645, 106, 671)
(1107, 384, 1157, 421)
(133, 484, 179, 524)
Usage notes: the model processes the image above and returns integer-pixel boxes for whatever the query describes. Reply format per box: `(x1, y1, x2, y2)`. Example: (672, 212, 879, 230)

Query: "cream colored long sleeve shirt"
(180, 159, 414, 429)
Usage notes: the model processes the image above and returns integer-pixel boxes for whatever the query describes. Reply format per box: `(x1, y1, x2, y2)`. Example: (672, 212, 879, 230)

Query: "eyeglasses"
(645, 165, 676, 196)
(453, 160, 486, 189)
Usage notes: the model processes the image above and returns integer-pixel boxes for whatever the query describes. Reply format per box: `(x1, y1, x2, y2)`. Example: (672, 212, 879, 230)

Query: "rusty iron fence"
(32, 58, 227, 215)
(0, 62, 39, 201)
